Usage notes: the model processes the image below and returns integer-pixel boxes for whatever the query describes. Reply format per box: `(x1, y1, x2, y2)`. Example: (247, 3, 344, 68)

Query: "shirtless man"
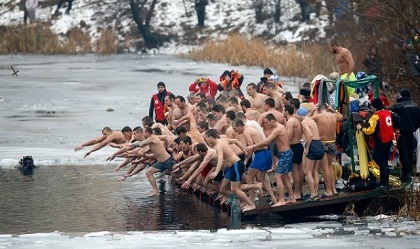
(74, 126, 127, 158)
(257, 98, 284, 125)
(263, 83, 284, 112)
(186, 92, 197, 105)
(227, 97, 243, 113)
(240, 98, 260, 121)
(246, 83, 267, 113)
(205, 129, 258, 212)
(232, 119, 277, 204)
(131, 127, 177, 197)
(309, 103, 343, 197)
(172, 95, 190, 130)
(297, 108, 324, 199)
(328, 38, 357, 98)
(245, 113, 296, 207)
(177, 111, 206, 144)
(212, 105, 230, 135)
(178, 143, 222, 194)
(164, 94, 177, 131)
(284, 105, 305, 199)
(142, 116, 173, 136)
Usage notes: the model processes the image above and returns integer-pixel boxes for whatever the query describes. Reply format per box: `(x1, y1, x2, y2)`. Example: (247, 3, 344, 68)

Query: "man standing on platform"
(390, 89, 420, 182)
(195, 0, 208, 27)
(149, 81, 171, 126)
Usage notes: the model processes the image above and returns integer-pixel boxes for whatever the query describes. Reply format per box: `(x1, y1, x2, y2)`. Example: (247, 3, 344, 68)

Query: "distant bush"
(0, 24, 120, 55)
(183, 33, 336, 80)
(0, 25, 61, 54)
(96, 28, 118, 55)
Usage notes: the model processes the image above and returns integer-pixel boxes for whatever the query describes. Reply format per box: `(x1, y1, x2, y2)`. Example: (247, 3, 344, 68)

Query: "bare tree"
(128, 0, 169, 49)
(274, 0, 281, 23)
(251, 0, 265, 23)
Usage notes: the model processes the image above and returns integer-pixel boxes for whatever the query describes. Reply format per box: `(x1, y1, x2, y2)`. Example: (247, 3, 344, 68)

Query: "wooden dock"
(243, 187, 403, 218)
(174, 180, 404, 219)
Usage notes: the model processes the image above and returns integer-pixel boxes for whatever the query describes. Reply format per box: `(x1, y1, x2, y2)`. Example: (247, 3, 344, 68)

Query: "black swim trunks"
(306, 140, 324, 160)
(290, 143, 304, 164)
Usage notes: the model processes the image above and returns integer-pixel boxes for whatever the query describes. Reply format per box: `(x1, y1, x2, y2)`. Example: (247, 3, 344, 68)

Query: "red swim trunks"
(201, 163, 213, 178)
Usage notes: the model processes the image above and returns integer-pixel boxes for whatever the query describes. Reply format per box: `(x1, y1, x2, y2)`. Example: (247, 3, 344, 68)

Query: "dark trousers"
(196, 9, 205, 27)
(398, 132, 415, 177)
(372, 141, 392, 187)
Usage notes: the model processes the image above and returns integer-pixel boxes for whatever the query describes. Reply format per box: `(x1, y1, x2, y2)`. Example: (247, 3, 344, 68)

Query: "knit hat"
(297, 108, 308, 116)
(299, 88, 311, 97)
(263, 68, 274, 75)
(399, 89, 410, 98)
(371, 98, 383, 110)
(157, 81, 166, 88)
(222, 70, 230, 77)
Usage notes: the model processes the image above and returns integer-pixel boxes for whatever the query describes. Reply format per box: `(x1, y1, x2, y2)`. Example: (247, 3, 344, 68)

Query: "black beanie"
(263, 68, 274, 75)
(157, 81, 166, 88)
(399, 89, 410, 98)
(371, 98, 383, 110)
(299, 88, 311, 97)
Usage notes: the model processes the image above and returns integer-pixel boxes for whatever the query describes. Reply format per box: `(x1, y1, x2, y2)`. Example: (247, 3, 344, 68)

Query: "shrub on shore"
(184, 34, 336, 79)
(0, 24, 61, 54)
(0, 24, 118, 55)
(96, 28, 118, 55)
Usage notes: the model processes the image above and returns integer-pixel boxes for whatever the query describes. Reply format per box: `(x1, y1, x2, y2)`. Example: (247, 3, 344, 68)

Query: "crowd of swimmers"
(74, 40, 420, 212)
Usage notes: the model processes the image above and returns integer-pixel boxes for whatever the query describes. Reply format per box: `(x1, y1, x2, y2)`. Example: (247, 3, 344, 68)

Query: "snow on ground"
(0, 0, 330, 54)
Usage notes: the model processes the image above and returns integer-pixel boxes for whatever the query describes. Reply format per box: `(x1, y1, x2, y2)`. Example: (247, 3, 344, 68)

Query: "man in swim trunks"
(177, 143, 222, 193)
(232, 119, 276, 204)
(329, 38, 357, 98)
(206, 129, 260, 212)
(284, 104, 305, 200)
(245, 113, 296, 207)
(131, 127, 177, 197)
(308, 103, 344, 197)
(297, 108, 324, 200)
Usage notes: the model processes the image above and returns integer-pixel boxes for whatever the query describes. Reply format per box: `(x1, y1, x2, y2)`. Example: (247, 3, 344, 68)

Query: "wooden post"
(228, 193, 241, 229)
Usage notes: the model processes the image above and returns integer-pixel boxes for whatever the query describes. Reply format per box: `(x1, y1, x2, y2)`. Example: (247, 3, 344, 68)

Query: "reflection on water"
(0, 165, 232, 234)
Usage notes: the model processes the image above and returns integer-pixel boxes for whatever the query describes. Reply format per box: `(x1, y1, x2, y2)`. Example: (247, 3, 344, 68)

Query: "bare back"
(336, 47, 353, 75)
(244, 127, 265, 150)
(301, 118, 320, 142)
(286, 116, 303, 145)
(312, 111, 342, 141)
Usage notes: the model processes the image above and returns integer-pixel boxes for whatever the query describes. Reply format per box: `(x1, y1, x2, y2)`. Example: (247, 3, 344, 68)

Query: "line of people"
(74, 39, 420, 212)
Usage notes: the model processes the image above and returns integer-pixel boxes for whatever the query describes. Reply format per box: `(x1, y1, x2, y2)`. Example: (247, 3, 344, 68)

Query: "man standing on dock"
(205, 129, 259, 212)
(245, 113, 296, 206)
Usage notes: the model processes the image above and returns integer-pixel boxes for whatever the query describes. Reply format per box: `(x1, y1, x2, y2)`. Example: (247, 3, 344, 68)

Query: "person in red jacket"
(188, 77, 218, 99)
(357, 98, 394, 189)
(149, 81, 171, 125)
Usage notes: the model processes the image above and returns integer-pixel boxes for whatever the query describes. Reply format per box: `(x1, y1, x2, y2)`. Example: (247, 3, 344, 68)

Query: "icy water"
(1, 54, 419, 248)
